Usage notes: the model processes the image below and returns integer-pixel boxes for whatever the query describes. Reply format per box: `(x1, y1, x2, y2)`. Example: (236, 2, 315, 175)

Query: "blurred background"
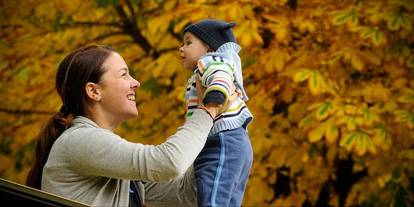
(0, 0, 413, 206)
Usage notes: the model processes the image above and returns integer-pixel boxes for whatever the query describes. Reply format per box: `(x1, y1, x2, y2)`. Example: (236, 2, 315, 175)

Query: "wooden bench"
(0, 178, 90, 207)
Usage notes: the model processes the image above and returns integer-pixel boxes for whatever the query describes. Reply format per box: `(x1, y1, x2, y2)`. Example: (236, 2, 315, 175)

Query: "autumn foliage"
(0, 0, 413, 206)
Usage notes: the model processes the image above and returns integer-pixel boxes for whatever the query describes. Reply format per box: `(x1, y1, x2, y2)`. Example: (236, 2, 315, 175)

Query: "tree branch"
(0, 107, 54, 115)
(126, 0, 137, 22)
(114, 4, 158, 58)
(60, 21, 123, 29)
(90, 31, 126, 42)
(157, 47, 178, 54)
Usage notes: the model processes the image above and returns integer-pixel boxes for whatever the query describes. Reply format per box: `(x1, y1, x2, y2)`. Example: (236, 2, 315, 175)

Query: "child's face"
(179, 32, 209, 70)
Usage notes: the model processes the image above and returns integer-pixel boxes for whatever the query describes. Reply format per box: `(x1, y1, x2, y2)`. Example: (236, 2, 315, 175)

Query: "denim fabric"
(194, 127, 253, 207)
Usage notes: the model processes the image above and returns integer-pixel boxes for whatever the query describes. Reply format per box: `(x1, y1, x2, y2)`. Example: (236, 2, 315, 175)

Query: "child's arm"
(197, 55, 234, 106)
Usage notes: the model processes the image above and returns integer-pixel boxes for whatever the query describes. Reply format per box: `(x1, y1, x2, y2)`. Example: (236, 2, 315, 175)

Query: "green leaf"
(293, 69, 311, 82)
(17, 67, 30, 81)
(333, 12, 350, 25)
(386, 11, 411, 31)
(140, 77, 162, 97)
(96, 0, 119, 7)
(372, 30, 384, 47)
(315, 102, 333, 121)
(340, 131, 357, 151)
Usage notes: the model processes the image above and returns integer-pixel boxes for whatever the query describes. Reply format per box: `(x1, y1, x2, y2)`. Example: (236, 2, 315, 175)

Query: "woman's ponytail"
(26, 111, 72, 189)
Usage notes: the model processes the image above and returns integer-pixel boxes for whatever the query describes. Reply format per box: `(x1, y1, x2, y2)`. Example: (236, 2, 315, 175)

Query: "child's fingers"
(195, 76, 206, 106)
(236, 89, 242, 97)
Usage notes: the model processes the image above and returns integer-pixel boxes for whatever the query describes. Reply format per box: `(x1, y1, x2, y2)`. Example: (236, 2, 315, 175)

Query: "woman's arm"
(143, 165, 197, 207)
(66, 109, 213, 181)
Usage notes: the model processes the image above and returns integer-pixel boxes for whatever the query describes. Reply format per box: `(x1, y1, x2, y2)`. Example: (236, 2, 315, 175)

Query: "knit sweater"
(185, 42, 253, 135)
(41, 109, 212, 207)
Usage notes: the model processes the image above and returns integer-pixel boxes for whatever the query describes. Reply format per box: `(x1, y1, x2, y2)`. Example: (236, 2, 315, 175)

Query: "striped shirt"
(185, 43, 253, 135)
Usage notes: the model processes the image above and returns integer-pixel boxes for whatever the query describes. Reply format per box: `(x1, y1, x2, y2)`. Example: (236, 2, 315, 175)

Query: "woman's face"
(179, 32, 209, 70)
(97, 52, 140, 123)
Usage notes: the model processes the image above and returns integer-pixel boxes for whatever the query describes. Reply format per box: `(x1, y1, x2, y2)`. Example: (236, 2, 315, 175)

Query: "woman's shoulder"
(58, 122, 121, 148)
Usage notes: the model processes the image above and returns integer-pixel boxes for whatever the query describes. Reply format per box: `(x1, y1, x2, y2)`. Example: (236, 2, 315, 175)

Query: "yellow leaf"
(314, 102, 334, 121)
(173, 19, 191, 33)
(293, 68, 311, 82)
(276, 26, 288, 42)
(355, 134, 367, 156)
(273, 49, 286, 72)
(308, 124, 326, 143)
(394, 110, 414, 129)
(360, 51, 381, 65)
(299, 115, 316, 129)
(240, 31, 252, 46)
(377, 173, 392, 188)
(307, 71, 325, 95)
(229, 4, 244, 19)
(333, 8, 352, 26)
(359, 27, 386, 47)
(340, 131, 357, 151)
(307, 102, 324, 111)
(252, 31, 264, 45)
(361, 107, 380, 127)
(308, 125, 325, 143)
(288, 102, 307, 123)
(386, 11, 412, 31)
(365, 134, 377, 155)
(325, 119, 339, 144)
(163, 0, 177, 10)
(372, 127, 392, 150)
(350, 53, 364, 71)
(397, 88, 414, 104)
(347, 117, 359, 131)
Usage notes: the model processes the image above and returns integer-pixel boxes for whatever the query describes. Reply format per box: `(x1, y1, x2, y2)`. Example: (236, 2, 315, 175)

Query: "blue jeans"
(194, 127, 253, 207)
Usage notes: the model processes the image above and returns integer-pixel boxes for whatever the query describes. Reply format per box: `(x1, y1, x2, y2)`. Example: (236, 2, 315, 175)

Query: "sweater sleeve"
(65, 109, 213, 182)
(143, 165, 197, 207)
(197, 56, 234, 106)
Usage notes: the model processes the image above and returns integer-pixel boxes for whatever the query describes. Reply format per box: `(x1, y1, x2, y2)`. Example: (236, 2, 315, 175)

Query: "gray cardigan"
(41, 109, 213, 206)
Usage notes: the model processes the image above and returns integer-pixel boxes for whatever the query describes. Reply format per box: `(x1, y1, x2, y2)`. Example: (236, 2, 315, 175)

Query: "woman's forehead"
(102, 52, 127, 72)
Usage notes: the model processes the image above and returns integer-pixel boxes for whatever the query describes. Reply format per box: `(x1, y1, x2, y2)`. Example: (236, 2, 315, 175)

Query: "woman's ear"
(85, 82, 102, 101)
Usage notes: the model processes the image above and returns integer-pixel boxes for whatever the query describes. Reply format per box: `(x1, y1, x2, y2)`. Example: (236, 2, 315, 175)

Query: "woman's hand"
(195, 76, 239, 119)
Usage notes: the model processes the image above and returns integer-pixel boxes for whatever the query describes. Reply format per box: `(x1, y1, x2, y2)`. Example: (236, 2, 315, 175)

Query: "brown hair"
(26, 45, 115, 189)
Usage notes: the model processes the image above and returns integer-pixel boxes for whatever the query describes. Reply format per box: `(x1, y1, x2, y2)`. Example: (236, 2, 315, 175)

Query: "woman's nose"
(131, 77, 140, 89)
(179, 46, 183, 53)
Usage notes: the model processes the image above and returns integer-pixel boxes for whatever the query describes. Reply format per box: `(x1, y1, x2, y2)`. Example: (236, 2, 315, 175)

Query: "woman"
(26, 45, 235, 206)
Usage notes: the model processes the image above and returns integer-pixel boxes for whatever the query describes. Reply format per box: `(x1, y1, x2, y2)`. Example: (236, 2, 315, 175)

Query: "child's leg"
(194, 127, 253, 207)
(229, 129, 253, 206)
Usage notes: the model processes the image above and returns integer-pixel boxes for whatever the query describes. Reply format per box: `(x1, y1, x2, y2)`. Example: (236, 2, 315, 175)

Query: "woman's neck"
(85, 109, 119, 131)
